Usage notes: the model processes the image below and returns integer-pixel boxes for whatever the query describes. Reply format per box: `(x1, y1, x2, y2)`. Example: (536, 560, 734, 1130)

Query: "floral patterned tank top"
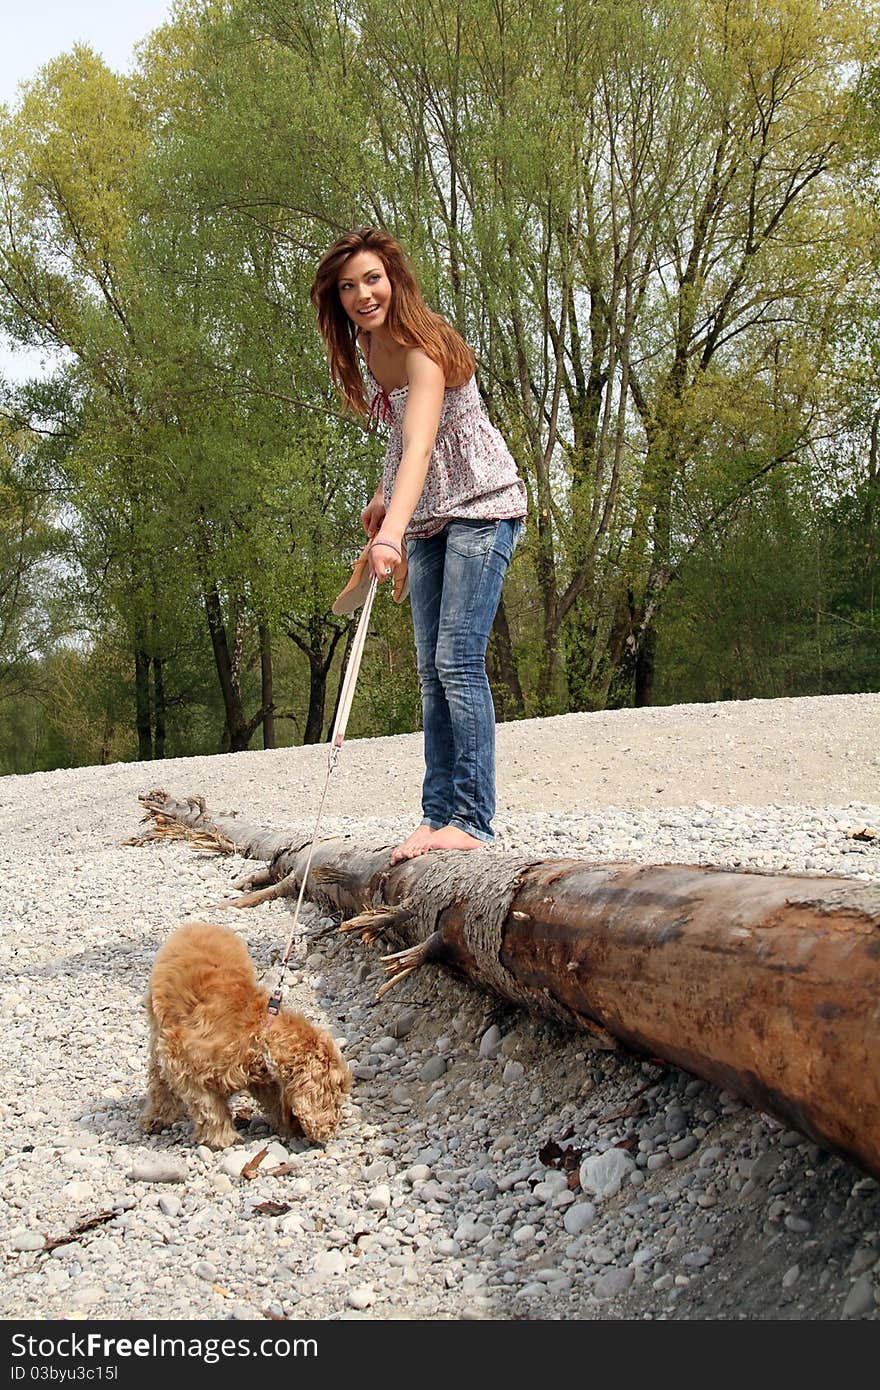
(364, 362, 528, 541)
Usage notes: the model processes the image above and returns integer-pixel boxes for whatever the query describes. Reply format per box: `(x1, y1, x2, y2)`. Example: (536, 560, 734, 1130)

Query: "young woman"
(310, 228, 526, 863)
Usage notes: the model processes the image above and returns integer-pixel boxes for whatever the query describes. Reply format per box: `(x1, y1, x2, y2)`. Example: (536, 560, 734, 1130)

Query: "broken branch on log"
(127, 788, 880, 1179)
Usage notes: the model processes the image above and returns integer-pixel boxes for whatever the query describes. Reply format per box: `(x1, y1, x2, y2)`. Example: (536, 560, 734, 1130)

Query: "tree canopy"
(1, 0, 878, 771)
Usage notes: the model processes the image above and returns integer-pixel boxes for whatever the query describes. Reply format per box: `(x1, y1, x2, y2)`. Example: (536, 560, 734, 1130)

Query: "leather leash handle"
(330, 574, 378, 759)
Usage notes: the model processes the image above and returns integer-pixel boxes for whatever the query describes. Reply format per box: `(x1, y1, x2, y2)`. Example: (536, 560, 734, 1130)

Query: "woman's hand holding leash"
(369, 534, 402, 583)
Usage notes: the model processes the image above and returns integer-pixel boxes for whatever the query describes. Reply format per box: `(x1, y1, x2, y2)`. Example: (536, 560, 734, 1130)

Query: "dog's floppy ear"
(267, 1019, 350, 1144)
(290, 1037, 351, 1144)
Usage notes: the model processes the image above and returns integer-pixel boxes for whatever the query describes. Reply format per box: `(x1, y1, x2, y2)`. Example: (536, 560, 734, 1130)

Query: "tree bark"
(634, 625, 656, 707)
(287, 615, 349, 746)
(259, 625, 275, 751)
(127, 790, 880, 1180)
(134, 645, 152, 760)
(203, 580, 250, 752)
(153, 656, 166, 759)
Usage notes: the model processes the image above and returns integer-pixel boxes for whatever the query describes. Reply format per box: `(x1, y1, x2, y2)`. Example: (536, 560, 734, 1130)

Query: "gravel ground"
(1, 691, 879, 1323)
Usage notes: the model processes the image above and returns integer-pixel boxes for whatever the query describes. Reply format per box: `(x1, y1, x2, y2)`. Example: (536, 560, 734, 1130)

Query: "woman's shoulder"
(405, 345, 447, 386)
(402, 345, 474, 393)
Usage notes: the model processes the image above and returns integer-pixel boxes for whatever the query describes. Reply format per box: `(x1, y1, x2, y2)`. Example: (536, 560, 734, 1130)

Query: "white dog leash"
(267, 573, 379, 1015)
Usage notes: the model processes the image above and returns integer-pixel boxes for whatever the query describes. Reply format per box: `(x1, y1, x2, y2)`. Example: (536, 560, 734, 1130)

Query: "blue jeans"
(406, 517, 524, 843)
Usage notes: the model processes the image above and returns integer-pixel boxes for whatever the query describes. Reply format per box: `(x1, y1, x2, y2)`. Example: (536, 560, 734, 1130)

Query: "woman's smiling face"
(337, 250, 392, 331)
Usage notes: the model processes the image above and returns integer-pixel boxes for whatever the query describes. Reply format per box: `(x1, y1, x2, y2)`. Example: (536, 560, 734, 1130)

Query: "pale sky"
(1, 1, 175, 383)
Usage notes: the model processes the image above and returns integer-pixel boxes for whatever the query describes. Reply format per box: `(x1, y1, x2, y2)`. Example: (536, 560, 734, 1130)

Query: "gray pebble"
(127, 1158, 187, 1184)
(471, 1172, 497, 1196)
(847, 1246, 878, 1276)
(61, 1181, 93, 1202)
(68, 1286, 105, 1308)
(842, 1273, 876, 1317)
(405, 1164, 433, 1183)
(9, 1231, 44, 1252)
(347, 1285, 375, 1310)
(518, 1281, 548, 1298)
(593, 1267, 634, 1300)
(670, 1136, 699, 1161)
(784, 1214, 811, 1234)
(563, 1202, 596, 1236)
(580, 1148, 635, 1199)
(454, 1218, 490, 1244)
(218, 1152, 248, 1179)
(587, 1243, 615, 1266)
(683, 1246, 714, 1269)
(512, 1224, 537, 1244)
(647, 1153, 671, 1172)
(313, 1250, 346, 1278)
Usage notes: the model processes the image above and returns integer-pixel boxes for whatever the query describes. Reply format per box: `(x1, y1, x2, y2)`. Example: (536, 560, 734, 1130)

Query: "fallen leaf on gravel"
(539, 1137, 584, 1172)
(241, 1146, 269, 1180)
(266, 1162, 297, 1177)
(43, 1210, 117, 1252)
(538, 1139, 565, 1167)
(212, 1284, 231, 1297)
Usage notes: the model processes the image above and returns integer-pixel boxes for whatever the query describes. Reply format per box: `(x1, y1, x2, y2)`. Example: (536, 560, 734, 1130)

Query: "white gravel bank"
(1, 692, 879, 1322)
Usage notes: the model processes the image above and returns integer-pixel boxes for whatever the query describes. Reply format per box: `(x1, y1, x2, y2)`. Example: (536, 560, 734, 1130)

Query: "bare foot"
(392, 824, 485, 862)
(389, 824, 435, 865)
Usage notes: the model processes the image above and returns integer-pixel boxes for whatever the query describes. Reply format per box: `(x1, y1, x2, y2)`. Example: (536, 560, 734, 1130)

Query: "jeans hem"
(449, 818, 494, 845)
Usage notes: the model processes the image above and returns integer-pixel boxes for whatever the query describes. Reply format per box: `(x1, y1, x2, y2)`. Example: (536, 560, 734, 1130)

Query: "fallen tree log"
(127, 788, 880, 1179)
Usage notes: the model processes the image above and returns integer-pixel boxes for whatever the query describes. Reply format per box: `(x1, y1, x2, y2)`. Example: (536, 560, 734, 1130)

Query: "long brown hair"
(310, 227, 475, 417)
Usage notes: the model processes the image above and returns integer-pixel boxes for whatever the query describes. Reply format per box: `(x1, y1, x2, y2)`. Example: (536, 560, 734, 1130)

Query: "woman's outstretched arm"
(368, 350, 444, 578)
